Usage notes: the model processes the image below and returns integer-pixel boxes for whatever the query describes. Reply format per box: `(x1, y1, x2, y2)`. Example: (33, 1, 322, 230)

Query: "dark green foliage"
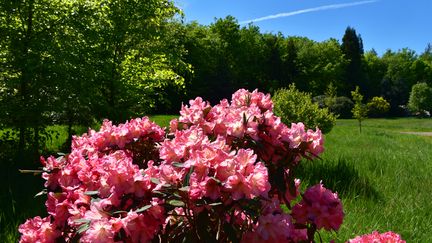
(341, 27, 365, 96)
(331, 97, 355, 119)
(273, 85, 337, 133)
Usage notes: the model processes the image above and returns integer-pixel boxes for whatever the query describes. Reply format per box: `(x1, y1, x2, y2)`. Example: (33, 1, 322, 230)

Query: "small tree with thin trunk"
(351, 86, 368, 133)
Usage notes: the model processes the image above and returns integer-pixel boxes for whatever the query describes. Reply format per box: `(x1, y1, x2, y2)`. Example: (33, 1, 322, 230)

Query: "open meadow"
(1, 117, 431, 242)
(299, 118, 432, 242)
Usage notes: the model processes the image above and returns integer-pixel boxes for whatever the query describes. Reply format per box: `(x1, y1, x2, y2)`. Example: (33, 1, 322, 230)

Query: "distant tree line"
(178, 18, 432, 117)
(0, 1, 431, 157)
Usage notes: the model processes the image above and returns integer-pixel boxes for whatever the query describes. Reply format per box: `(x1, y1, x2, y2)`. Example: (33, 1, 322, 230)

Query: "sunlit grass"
(299, 118, 432, 242)
(149, 114, 178, 128)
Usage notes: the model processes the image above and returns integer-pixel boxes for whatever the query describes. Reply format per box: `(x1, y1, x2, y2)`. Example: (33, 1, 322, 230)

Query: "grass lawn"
(298, 118, 432, 242)
(1, 117, 431, 242)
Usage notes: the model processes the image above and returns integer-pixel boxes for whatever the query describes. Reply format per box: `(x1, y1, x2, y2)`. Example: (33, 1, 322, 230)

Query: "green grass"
(298, 118, 432, 242)
(2, 117, 431, 242)
(149, 114, 178, 128)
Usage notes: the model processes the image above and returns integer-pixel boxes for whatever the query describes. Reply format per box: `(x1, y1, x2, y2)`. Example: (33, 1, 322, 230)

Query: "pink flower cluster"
(241, 198, 308, 243)
(20, 117, 166, 242)
(19, 89, 345, 242)
(173, 89, 324, 164)
(292, 182, 344, 231)
(349, 231, 406, 243)
(158, 126, 271, 202)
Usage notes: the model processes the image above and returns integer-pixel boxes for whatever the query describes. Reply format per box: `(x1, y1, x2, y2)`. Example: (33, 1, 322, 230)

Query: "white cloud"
(240, 0, 378, 24)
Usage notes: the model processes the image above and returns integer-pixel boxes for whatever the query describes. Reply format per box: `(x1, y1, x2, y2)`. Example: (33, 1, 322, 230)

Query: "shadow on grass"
(296, 157, 381, 202)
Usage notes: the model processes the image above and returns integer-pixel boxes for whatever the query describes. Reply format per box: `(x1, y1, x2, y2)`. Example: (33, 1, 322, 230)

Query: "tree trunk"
(18, 0, 35, 157)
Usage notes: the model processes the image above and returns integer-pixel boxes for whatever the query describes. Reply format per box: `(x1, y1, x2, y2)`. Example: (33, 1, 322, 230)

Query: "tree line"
(180, 18, 432, 115)
(1, 1, 431, 157)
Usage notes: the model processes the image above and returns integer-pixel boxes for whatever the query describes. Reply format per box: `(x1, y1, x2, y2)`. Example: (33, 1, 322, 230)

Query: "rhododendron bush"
(19, 89, 403, 242)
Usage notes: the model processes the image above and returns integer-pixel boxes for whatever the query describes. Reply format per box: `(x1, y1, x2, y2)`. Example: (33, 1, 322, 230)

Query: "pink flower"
(80, 219, 114, 243)
(241, 213, 305, 243)
(292, 183, 344, 231)
(19, 216, 60, 243)
(348, 231, 406, 243)
(120, 210, 163, 242)
(248, 162, 271, 197)
(307, 128, 324, 156)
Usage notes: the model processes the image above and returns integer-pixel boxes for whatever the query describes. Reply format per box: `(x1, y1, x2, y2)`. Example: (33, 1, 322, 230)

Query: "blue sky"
(175, 0, 432, 55)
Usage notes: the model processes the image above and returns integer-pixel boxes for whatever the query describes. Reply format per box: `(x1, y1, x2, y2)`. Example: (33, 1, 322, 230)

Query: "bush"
(407, 82, 432, 117)
(331, 96, 354, 119)
(367, 97, 390, 117)
(19, 89, 340, 242)
(273, 85, 337, 133)
(313, 95, 354, 119)
(18, 89, 405, 242)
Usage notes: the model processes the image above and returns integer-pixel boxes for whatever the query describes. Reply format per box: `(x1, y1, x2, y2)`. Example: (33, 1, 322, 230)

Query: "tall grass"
(298, 118, 432, 242)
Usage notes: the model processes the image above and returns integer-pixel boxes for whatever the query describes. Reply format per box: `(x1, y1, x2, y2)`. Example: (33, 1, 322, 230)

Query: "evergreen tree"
(341, 26, 364, 96)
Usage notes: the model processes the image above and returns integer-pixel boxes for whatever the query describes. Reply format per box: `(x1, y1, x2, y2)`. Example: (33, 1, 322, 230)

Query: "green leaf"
(208, 202, 223, 206)
(172, 162, 184, 168)
(183, 166, 194, 186)
(151, 177, 161, 184)
(136, 205, 152, 213)
(112, 210, 128, 215)
(168, 200, 185, 207)
(162, 183, 172, 188)
(74, 218, 91, 224)
(178, 186, 189, 192)
(84, 191, 99, 196)
(152, 190, 166, 196)
(77, 223, 90, 234)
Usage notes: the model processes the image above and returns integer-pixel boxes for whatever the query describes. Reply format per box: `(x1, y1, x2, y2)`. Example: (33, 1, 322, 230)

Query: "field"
(299, 118, 432, 242)
(1, 117, 431, 242)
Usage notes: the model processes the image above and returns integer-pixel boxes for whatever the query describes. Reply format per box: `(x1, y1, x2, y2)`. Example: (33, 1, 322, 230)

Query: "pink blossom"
(241, 213, 306, 243)
(80, 219, 114, 243)
(19, 216, 60, 243)
(349, 231, 406, 243)
(307, 128, 324, 156)
(292, 183, 344, 231)
(120, 210, 163, 242)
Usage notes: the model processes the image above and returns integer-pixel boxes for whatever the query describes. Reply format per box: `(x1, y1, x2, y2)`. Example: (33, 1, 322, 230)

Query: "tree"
(341, 27, 364, 96)
(82, 0, 186, 122)
(363, 49, 387, 98)
(381, 48, 418, 115)
(0, 0, 74, 157)
(294, 37, 346, 96)
(407, 83, 432, 116)
(351, 86, 368, 133)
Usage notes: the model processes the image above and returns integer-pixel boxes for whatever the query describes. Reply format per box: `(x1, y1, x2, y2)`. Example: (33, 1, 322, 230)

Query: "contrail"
(240, 0, 378, 24)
